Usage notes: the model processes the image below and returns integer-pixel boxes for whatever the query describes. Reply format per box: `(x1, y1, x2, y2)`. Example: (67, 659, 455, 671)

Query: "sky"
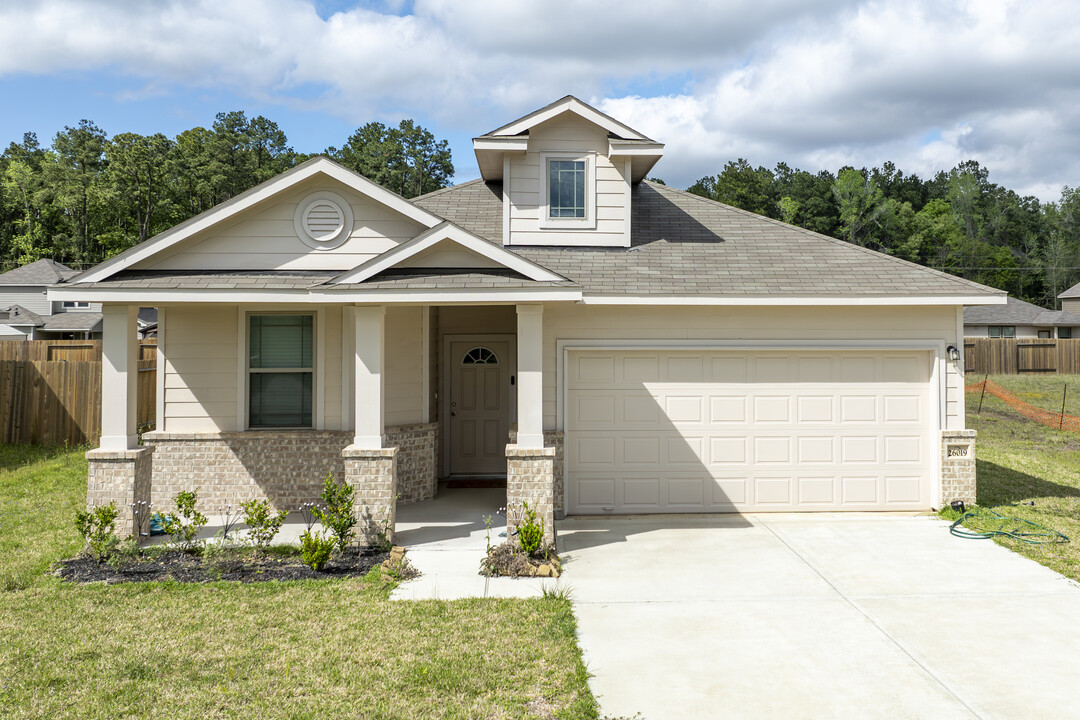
(1, 0, 1078, 202)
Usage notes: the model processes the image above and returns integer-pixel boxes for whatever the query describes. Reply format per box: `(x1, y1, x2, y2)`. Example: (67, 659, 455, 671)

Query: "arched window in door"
(462, 347, 499, 365)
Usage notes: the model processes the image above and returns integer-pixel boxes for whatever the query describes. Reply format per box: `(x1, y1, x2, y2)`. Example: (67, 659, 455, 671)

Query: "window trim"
(244, 310, 318, 430)
(62, 301, 90, 309)
(1059, 327, 1073, 339)
(539, 152, 596, 230)
(988, 325, 1016, 339)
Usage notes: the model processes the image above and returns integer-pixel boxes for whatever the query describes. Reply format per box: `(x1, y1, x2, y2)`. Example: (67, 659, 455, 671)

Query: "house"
(964, 296, 1080, 339)
(1058, 282, 1080, 317)
(51, 96, 1004, 541)
(0, 258, 104, 340)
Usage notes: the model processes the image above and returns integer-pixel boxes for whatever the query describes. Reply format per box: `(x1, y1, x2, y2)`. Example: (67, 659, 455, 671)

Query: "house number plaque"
(947, 445, 969, 458)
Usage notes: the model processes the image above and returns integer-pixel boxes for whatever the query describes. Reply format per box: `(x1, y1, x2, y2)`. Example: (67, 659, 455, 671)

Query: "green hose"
(950, 505, 1070, 544)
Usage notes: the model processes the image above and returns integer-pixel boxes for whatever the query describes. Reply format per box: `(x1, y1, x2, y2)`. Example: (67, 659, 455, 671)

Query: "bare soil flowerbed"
(56, 547, 389, 584)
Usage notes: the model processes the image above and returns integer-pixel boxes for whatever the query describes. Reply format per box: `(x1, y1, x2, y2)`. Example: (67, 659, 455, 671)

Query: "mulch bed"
(56, 548, 390, 584)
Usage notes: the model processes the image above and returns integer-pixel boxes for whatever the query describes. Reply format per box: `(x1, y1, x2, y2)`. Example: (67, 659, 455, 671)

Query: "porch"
(86, 302, 561, 545)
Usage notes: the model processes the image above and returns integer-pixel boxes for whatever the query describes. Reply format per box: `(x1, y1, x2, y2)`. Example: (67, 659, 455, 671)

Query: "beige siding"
(163, 305, 239, 432)
(541, 304, 964, 432)
(1064, 298, 1080, 315)
(0, 288, 52, 316)
(385, 306, 425, 426)
(136, 176, 426, 272)
(507, 116, 629, 247)
(322, 305, 344, 430)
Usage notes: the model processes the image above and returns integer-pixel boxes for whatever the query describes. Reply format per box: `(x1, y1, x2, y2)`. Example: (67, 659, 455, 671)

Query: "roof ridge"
(644, 181, 1005, 297)
(411, 178, 485, 202)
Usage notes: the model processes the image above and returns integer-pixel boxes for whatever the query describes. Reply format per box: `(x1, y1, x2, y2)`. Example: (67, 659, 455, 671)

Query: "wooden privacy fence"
(0, 340, 156, 445)
(964, 338, 1080, 375)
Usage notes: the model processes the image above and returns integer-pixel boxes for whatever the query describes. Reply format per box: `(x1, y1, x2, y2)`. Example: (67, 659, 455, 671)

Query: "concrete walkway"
(391, 486, 565, 600)
(558, 513, 1080, 720)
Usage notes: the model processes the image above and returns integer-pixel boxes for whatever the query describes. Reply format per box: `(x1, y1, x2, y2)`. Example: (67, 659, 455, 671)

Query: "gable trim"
(72, 157, 445, 285)
(330, 222, 566, 285)
(485, 96, 650, 140)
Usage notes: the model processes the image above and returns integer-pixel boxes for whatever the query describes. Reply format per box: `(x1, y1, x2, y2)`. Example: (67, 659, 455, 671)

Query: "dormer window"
(540, 153, 595, 229)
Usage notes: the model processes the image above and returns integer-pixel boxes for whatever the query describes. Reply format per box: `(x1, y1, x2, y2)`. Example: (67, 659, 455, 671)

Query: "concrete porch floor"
(391, 482, 566, 600)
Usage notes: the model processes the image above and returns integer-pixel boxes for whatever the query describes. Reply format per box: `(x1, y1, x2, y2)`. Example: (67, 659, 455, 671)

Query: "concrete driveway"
(556, 513, 1080, 720)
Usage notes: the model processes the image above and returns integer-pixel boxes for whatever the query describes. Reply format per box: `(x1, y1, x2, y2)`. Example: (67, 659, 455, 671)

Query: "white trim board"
(486, 96, 650, 141)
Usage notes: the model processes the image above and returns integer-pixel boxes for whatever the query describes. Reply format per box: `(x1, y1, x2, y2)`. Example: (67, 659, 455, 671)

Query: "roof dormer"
(473, 96, 663, 248)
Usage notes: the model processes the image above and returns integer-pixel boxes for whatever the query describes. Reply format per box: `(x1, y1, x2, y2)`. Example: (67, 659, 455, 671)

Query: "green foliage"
(74, 502, 119, 562)
(516, 502, 544, 555)
(329, 119, 453, 198)
(240, 499, 288, 549)
(299, 529, 336, 571)
(311, 473, 356, 554)
(159, 490, 207, 552)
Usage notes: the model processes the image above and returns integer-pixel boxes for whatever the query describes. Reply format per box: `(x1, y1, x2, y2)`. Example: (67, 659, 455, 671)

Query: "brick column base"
(342, 445, 398, 547)
(506, 444, 556, 545)
(86, 446, 154, 539)
(941, 429, 977, 507)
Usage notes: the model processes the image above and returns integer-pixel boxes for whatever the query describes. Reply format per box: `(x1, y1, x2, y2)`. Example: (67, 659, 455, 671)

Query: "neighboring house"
(51, 96, 1004, 540)
(0, 258, 103, 340)
(964, 296, 1080, 339)
(1058, 282, 1080, 317)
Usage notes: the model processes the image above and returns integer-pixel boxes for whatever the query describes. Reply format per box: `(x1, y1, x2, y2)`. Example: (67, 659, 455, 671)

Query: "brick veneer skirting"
(343, 445, 398, 546)
(941, 429, 977, 507)
(143, 423, 438, 512)
(509, 429, 564, 518)
(506, 444, 556, 544)
(86, 446, 154, 538)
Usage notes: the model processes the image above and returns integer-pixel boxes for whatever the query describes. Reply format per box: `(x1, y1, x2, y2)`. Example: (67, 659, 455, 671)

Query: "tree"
(105, 132, 174, 244)
(49, 120, 108, 264)
(331, 119, 453, 198)
(688, 159, 776, 216)
(833, 168, 886, 246)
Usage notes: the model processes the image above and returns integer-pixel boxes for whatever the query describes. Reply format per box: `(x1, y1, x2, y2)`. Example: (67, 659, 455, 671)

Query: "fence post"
(1061, 384, 1068, 431)
(978, 373, 989, 414)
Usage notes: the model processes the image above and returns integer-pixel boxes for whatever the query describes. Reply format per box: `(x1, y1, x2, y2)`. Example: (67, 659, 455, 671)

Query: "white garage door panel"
(567, 350, 933, 514)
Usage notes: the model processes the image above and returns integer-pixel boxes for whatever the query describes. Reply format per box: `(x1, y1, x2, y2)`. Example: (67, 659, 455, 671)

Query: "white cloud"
(1, 0, 1078, 199)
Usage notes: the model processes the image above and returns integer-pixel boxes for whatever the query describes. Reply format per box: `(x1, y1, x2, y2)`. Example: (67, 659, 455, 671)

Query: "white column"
(516, 304, 544, 448)
(353, 305, 385, 449)
(100, 304, 139, 451)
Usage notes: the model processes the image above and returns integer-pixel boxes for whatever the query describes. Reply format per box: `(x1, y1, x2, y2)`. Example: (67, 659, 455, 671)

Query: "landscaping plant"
(240, 499, 288, 549)
(517, 501, 545, 555)
(299, 529, 335, 571)
(74, 502, 120, 563)
(159, 490, 208, 551)
(311, 472, 356, 553)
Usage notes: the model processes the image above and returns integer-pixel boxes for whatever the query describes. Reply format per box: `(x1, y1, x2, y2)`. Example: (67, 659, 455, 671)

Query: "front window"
(248, 314, 313, 428)
(989, 326, 1015, 338)
(1060, 328, 1073, 339)
(548, 160, 586, 219)
(63, 301, 89, 309)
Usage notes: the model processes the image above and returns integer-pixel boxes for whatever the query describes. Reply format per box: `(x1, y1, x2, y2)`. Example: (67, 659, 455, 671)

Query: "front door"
(448, 339, 511, 476)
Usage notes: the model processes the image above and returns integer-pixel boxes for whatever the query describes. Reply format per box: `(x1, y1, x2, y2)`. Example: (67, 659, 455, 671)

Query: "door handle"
(451, 411, 457, 417)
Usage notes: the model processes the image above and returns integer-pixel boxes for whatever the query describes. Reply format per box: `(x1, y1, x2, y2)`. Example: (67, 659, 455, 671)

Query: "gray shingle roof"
(0, 259, 77, 286)
(1059, 281, 1080, 299)
(415, 181, 1002, 298)
(331, 269, 576, 291)
(41, 312, 103, 332)
(82, 270, 339, 290)
(0, 305, 45, 326)
(964, 296, 1080, 326)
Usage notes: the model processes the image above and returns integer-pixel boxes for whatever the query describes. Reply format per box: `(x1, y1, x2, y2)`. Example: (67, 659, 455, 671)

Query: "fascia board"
(581, 295, 1009, 306)
(48, 286, 582, 304)
(491, 98, 647, 140)
(608, 141, 665, 156)
(74, 158, 443, 284)
(472, 138, 529, 152)
(330, 223, 565, 284)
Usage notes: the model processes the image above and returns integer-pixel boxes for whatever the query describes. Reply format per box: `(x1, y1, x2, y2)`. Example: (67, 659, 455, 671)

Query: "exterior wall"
(1063, 298, 1080, 315)
(385, 306, 425, 427)
(143, 423, 438, 511)
(86, 447, 154, 538)
(343, 446, 398, 546)
(509, 428, 565, 518)
(135, 175, 426, 272)
(507, 115, 629, 247)
(506, 444, 556, 544)
(0, 287, 52, 316)
(963, 323, 1069, 339)
(322, 305, 344, 430)
(163, 305, 239, 432)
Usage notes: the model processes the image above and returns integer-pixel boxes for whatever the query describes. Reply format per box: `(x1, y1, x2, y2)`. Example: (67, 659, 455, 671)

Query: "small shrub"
(517, 501, 544, 555)
(299, 529, 335, 571)
(240, 499, 288, 549)
(75, 503, 120, 563)
(312, 473, 356, 554)
(106, 536, 141, 570)
(159, 490, 207, 552)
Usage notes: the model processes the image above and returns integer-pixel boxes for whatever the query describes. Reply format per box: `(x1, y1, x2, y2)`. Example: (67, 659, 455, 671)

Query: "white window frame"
(63, 301, 90, 309)
(539, 152, 596, 230)
(245, 310, 318, 430)
(989, 325, 1015, 338)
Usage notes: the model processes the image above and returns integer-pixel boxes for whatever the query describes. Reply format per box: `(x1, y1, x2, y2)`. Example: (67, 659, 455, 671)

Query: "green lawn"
(0, 446, 599, 720)
(964, 374, 1080, 583)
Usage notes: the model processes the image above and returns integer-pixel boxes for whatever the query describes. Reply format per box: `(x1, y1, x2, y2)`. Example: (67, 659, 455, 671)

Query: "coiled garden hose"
(950, 505, 1070, 544)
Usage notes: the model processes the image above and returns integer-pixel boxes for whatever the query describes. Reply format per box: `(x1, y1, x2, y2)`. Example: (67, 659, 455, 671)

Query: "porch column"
(88, 303, 152, 539)
(100, 304, 139, 451)
(506, 304, 554, 544)
(353, 305, 385, 448)
(343, 304, 398, 546)
(515, 304, 544, 448)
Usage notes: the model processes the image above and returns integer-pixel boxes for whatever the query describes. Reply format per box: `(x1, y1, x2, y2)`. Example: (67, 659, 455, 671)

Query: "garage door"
(566, 349, 934, 514)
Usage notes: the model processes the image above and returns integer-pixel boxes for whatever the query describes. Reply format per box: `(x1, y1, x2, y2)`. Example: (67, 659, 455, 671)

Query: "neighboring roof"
(964, 296, 1080, 326)
(0, 305, 45, 326)
(0, 259, 77, 286)
(40, 312, 102, 332)
(138, 307, 158, 325)
(414, 181, 1004, 299)
(1059, 281, 1080, 299)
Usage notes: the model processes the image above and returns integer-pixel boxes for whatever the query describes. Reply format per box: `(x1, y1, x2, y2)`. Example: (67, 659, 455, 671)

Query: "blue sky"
(2, 0, 1078, 201)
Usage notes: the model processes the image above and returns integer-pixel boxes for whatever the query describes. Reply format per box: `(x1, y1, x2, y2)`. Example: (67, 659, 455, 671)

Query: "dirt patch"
(481, 541, 561, 578)
(57, 548, 389, 584)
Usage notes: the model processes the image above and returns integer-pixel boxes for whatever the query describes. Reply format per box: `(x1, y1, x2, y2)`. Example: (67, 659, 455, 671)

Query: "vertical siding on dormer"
(506, 116, 630, 247)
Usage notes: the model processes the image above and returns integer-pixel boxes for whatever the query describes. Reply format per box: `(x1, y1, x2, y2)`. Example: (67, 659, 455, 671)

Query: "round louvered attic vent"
(294, 191, 354, 249)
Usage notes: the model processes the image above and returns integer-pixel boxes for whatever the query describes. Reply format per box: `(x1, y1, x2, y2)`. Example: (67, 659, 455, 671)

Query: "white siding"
(0, 287, 52, 316)
(136, 176, 427, 272)
(507, 116, 630, 247)
(541, 305, 964, 432)
(163, 305, 239, 432)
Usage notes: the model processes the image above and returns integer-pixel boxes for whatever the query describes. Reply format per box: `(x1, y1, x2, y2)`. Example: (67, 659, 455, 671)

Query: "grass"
(964, 374, 1080, 583)
(0, 445, 599, 720)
